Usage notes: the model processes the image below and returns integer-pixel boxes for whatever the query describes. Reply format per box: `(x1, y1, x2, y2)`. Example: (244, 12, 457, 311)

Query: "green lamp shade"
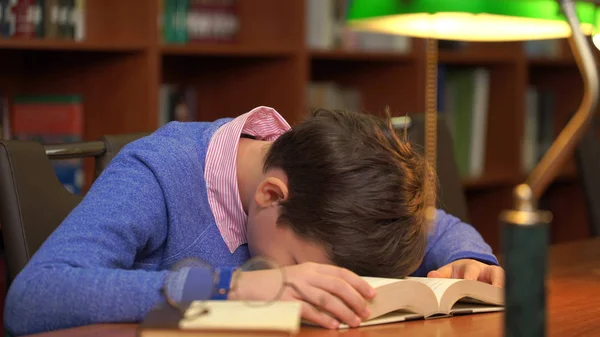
(346, 0, 599, 41)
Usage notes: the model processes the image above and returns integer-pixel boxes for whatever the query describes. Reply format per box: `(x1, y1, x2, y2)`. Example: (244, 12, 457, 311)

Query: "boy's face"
(245, 169, 331, 267)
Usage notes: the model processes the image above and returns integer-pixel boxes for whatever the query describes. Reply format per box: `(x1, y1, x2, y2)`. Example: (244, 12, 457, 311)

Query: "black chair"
(0, 132, 150, 284)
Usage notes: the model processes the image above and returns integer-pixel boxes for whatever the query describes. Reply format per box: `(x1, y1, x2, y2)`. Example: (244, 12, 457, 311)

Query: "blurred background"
(0, 0, 595, 265)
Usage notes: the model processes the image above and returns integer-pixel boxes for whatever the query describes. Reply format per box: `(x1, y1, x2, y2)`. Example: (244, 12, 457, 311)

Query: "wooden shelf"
(0, 39, 147, 52)
(161, 44, 297, 57)
(0, 0, 591, 255)
(462, 174, 521, 190)
(310, 49, 415, 62)
(528, 57, 576, 67)
(439, 51, 519, 65)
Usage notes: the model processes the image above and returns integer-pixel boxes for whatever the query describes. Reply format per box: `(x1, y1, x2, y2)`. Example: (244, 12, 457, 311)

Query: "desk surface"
(27, 238, 600, 337)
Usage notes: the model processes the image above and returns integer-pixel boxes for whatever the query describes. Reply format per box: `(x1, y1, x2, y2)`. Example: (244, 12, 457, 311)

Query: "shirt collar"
(204, 106, 291, 253)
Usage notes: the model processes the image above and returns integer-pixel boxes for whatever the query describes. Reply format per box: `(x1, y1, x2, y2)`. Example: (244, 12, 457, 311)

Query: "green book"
(163, 0, 177, 43)
(175, 0, 189, 43)
(447, 69, 475, 178)
(35, 0, 45, 38)
(12, 94, 82, 104)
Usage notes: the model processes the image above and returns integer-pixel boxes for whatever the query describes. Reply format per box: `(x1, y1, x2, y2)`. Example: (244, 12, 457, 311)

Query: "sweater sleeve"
(411, 209, 499, 277)
(4, 145, 214, 336)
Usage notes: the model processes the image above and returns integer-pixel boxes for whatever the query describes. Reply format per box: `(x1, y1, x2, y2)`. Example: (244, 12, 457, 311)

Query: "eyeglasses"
(161, 256, 322, 320)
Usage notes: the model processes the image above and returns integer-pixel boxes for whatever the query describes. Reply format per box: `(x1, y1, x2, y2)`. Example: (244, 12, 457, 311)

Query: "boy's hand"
(426, 259, 505, 287)
(229, 262, 376, 329)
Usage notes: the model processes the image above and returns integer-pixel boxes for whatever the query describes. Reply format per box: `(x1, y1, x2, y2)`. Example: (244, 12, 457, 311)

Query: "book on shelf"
(44, 0, 58, 38)
(522, 87, 555, 173)
(306, 0, 410, 53)
(439, 66, 491, 179)
(524, 39, 562, 59)
(0, 0, 85, 41)
(14, 0, 34, 38)
(139, 276, 503, 335)
(9, 94, 85, 195)
(161, 0, 239, 44)
(306, 82, 362, 113)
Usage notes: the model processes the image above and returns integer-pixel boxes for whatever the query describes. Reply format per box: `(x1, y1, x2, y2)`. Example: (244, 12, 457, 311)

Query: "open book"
(351, 276, 504, 328)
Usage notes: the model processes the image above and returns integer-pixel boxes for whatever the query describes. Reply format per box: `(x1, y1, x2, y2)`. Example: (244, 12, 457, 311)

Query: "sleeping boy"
(5, 107, 503, 335)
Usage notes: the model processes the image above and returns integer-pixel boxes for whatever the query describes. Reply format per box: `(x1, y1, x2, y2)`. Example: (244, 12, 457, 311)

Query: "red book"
(13, 0, 34, 38)
(10, 94, 83, 138)
(187, 0, 238, 43)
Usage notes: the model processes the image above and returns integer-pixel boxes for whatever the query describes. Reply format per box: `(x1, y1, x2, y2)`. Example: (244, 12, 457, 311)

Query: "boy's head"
(245, 109, 435, 278)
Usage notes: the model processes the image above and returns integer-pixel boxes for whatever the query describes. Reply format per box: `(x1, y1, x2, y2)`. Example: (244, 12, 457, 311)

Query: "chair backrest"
(403, 114, 470, 223)
(0, 132, 150, 283)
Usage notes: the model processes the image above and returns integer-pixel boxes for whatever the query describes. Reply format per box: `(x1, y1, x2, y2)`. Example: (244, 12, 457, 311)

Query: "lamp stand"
(501, 1, 599, 336)
(501, 185, 552, 337)
(424, 38, 438, 225)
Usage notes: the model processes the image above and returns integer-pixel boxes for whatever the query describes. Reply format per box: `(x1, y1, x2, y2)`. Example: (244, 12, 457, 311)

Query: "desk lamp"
(346, 1, 599, 336)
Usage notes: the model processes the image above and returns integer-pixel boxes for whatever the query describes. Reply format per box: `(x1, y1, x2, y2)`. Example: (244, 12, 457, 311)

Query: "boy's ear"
(255, 177, 289, 208)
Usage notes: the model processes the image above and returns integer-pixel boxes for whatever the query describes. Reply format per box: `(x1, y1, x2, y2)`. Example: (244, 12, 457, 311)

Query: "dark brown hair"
(263, 109, 435, 278)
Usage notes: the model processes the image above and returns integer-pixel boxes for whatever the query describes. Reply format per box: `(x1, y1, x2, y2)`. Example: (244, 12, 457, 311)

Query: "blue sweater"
(4, 120, 498, 336)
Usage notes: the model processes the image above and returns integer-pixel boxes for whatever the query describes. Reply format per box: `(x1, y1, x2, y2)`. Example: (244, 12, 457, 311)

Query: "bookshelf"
(0, 0, 594, 252)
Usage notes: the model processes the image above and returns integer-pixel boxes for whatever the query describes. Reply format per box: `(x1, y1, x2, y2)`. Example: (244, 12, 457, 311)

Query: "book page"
(360, 277, 440, 319)
(406, 277, 462, 304)
(407, 278, 504, 313)
(361, 276, 403, 289)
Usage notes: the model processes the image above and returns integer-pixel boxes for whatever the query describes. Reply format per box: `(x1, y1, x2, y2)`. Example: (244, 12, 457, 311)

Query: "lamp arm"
(522, 0, 600, 204)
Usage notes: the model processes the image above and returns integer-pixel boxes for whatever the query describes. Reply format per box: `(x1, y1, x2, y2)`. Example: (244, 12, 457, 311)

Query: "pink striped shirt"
(204, 106, 291, 253)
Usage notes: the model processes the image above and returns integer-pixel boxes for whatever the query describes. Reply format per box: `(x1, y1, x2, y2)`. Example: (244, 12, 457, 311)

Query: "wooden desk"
(27, 238, 600, 337)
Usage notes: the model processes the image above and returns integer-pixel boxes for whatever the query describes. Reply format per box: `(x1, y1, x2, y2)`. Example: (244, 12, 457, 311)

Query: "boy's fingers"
(300, 301, 339, 330)
(463, 264, 481, 281)
(309, 275, 370, 319)
(476, 265, 505, 287)
(490, 266, 505, 288)
(317, 265, 375, 299)
(297, 284, 362, 328)
(428, 264, 453, 278)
